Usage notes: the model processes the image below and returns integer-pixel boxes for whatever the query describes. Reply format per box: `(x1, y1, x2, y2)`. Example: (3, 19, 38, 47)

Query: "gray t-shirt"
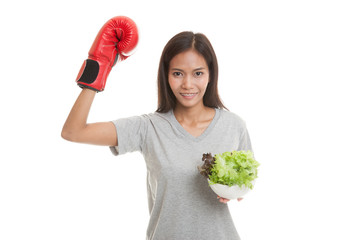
(110, 108, 253, 240)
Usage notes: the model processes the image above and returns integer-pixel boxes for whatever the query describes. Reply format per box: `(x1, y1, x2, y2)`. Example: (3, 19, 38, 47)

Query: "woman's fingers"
(217, 196, 230, 203)
(217, 196, 244, 203)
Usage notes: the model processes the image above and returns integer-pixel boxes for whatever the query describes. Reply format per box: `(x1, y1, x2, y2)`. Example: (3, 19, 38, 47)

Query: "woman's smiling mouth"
(180, 92, 198, 99)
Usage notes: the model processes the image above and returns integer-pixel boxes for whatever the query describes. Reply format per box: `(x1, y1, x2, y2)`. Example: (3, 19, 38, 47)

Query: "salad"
(198, 150, 259, 189)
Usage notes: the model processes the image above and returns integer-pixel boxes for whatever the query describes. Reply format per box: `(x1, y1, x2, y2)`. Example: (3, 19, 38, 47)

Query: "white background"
(1, 0, 359, 239)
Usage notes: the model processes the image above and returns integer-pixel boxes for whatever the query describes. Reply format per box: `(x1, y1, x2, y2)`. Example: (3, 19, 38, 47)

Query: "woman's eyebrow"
(170, 68, 184, 72)
(194, 67, 206, 71)
(170, 67, 206, 71)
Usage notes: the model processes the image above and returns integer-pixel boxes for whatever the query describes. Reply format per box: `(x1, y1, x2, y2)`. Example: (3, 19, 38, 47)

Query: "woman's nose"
(182, 76, 193, 89)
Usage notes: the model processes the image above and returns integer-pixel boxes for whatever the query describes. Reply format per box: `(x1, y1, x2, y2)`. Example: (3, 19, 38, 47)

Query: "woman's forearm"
(61, 88, 96, 141)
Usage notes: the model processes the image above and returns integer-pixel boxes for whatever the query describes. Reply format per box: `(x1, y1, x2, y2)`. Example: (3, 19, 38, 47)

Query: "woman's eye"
(195, 72, 203, 77)
(173, 72, 182, 77)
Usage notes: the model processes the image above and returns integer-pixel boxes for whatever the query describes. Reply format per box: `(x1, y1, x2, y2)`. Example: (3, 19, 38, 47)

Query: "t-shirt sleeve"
(109, 115, 148, 156)
(238, 124, 253, 152)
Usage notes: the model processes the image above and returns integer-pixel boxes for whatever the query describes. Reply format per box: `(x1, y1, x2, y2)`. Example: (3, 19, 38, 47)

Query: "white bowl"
(208, 179, 255, 199)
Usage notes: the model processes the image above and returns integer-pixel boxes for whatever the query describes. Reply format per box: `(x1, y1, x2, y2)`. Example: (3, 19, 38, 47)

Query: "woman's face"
(168, 49, 210, 110)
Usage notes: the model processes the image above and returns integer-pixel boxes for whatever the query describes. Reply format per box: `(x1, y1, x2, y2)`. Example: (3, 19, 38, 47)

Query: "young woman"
(62, 16, 253, 240)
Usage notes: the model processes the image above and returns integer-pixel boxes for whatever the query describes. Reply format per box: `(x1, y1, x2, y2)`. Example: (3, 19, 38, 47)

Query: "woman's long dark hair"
(156, 31, 227, 113)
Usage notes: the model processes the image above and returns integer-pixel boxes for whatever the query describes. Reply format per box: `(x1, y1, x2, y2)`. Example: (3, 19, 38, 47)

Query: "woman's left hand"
(217, 196, 243, 204)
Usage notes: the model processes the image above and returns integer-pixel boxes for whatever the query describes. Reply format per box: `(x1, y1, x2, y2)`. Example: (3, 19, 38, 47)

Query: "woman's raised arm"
(61, 88, 117, 146)
(61, 16, 138, 147)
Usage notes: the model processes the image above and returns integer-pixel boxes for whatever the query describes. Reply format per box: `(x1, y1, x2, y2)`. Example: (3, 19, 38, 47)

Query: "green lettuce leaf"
(202, 150, 259, 189)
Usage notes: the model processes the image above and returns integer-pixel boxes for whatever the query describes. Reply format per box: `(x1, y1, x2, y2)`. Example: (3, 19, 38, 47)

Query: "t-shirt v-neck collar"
(169, 108, 220, 142)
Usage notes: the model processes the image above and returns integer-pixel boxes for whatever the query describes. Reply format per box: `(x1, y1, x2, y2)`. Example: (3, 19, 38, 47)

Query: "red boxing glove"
(76, 16, 138, 92)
